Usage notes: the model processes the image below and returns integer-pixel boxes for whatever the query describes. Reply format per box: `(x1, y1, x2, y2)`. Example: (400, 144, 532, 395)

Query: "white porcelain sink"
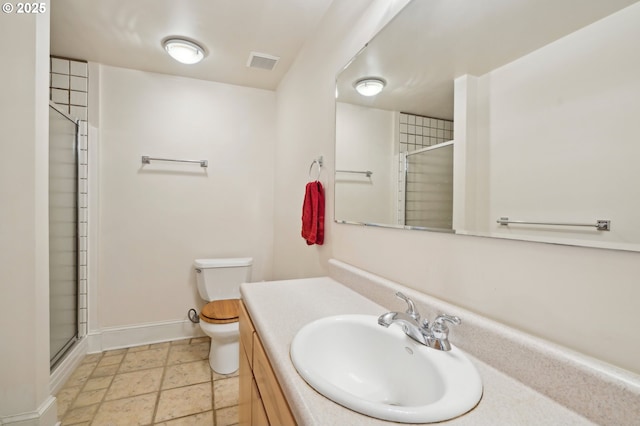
(290, 314, 483, 423)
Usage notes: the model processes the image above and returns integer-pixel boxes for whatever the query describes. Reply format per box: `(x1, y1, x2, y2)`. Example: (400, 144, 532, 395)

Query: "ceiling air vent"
(247, 52, 280, 71)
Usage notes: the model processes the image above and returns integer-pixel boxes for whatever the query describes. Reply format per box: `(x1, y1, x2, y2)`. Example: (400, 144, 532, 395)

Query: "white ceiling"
(337, 0, 639, 119)
(50, 0, 336, 90)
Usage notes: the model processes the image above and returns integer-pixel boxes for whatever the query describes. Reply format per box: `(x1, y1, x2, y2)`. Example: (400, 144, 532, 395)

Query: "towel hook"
(308, 156, 323, 181)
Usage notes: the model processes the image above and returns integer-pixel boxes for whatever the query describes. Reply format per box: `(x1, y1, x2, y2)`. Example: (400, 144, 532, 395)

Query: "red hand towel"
(301, 181, 325, 245)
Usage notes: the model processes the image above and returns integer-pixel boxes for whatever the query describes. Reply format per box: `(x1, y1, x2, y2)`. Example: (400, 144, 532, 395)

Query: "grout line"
(150, 343, 171, 424)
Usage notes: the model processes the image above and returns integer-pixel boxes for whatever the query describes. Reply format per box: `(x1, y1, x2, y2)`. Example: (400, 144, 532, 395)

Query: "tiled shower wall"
(397, 112, 454, 225)
(50, 56, 89, 338)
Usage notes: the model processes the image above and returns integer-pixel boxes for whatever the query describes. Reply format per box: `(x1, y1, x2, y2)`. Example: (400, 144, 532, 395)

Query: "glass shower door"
(49, 103, 79, 368)
(404, 142, 454, 229)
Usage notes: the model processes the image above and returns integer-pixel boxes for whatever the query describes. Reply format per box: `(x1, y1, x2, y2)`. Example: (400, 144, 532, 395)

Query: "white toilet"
(194, 257, 252, 374)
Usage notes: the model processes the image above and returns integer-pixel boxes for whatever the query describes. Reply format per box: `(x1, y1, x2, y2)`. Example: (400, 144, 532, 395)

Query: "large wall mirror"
(335, 0, 640, 252)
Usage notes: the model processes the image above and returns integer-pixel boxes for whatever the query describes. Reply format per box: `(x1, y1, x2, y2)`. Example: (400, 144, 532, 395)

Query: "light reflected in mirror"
(334, 0, 640, 251)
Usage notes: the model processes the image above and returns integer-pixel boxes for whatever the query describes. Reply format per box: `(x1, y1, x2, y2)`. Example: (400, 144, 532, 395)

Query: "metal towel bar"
(497, 217, 610, 231)
(336, 169, 373, 177)
(141, 156, 208, 168)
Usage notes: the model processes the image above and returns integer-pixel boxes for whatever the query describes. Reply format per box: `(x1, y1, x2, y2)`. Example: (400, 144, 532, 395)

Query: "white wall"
(98, 65, 276, 328)
(273, 0, 411, 278)
(275, 0, 640, 374)
(335, 102, 395, 224)
(0, 2, 58, 424)
(478, 3, 640, 249)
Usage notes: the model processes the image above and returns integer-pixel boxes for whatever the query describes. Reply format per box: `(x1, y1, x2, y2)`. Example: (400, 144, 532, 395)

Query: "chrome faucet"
(378, 292, 461, 351)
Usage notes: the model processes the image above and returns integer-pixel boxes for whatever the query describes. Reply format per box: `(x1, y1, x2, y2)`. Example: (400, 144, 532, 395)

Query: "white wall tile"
(78, 148, 88, 164)
(70, 105, 87, 121)
(79, 179, 88, 194)
(79, 207, 88, 223)
(70, 61, 88, 77)
(51, 73, 69, 89)
(78, 134, 87, 151)
(70, 76, 87, 92)
(70, 90, 87, 106)
(51, 57, 69, 74)
(51, 88, 68, 104)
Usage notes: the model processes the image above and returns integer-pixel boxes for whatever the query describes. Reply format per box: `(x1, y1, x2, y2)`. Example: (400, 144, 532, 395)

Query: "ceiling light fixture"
(163, 38, 206, 64)
(354, 78, 386, 96)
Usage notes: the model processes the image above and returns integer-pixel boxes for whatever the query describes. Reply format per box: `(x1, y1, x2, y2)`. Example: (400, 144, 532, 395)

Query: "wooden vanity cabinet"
(239, 300, 296, 426)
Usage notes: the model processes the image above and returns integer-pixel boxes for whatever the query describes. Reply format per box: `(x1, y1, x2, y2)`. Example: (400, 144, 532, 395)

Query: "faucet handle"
(431, 314, 461, 337)
(395, 292, 420, 321)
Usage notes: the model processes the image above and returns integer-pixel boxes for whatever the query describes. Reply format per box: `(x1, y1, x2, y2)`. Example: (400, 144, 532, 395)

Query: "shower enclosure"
(49, 102, 79, 368)
(403, 141, 454, 229)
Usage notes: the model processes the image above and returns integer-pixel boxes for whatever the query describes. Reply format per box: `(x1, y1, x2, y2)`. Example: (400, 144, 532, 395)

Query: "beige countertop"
(240, 277, 595, 425)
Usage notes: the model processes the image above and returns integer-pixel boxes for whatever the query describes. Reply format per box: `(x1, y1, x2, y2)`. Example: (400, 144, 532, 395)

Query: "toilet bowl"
(198, 298, 240, 374)
(194, 258, 252, 374)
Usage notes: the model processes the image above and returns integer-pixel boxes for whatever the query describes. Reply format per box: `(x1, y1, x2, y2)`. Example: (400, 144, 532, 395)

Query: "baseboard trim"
(0, 395, 57, 426)
(87, 319, 205, 353)
(50, 338, 88, 395)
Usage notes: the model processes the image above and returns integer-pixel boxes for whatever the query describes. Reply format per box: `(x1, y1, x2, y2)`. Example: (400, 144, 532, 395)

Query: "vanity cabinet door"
(252, 378, 269, 426)
(253, 333, 296, 426)
(238, 339, 252, 426)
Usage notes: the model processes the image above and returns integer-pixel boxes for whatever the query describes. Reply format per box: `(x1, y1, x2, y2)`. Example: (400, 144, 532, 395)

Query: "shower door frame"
(49, 101, 80, 369)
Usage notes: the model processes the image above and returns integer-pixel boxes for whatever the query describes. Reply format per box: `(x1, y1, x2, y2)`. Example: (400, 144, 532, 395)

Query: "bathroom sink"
(290, 314, 483, 423)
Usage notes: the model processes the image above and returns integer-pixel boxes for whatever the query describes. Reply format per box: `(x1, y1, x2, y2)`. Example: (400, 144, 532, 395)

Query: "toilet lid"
(199, 299, 239, 324)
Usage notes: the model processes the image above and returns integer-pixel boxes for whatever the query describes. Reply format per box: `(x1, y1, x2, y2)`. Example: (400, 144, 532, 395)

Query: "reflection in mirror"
(334, 0, 640, 251)
(404, 142, 453, 230)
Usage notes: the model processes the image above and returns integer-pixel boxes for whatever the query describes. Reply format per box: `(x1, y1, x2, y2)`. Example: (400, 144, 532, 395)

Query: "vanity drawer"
(238, 340, 253, 426)
(253, 333, 296, 426)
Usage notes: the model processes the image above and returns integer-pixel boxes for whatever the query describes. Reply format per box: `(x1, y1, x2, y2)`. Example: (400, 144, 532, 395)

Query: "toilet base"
(209, 338, 239, 374)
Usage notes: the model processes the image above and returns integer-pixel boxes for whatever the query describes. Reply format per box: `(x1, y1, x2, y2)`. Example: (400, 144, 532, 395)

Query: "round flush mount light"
(354, 78, 386, 96)
(163, 38, 206, 64)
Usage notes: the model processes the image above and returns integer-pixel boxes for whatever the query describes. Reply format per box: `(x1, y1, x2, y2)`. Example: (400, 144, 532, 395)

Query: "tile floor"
(55, 337, 239, 425)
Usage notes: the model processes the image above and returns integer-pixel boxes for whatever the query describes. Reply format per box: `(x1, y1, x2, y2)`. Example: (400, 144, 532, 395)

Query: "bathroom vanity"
(239, 300, 296, 426)
(239, 260, 640, 425)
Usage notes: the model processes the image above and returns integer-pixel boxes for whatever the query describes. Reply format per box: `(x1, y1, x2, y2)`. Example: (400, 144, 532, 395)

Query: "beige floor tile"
(105, 367, 163, 400)
(82, 375, 113, 392)
(216, 405, 239, 426)
(154, 410, 214, 426)
(213, 368, 239, 381)
(55, 385, 81, 418)
(61, 403, 99, 425)
(213, 376, 239, 409)
(91, 363, 120, 378)
(81, 353, 103, 364)
(92, 393, 157, 426)
(128, 344, 150, 352)
(154, 382, 212, 422)
(166, 342, 209, 366)
(97, 353, 124, 367)
(170, 338, 191, 346)
(190, 337, 210, 345)
(162, 360, 211, 390)
(119, 346, 169, 373)
(103, 348, 127, 356)
(73, 388, 107, 408)
(150, 341, 171, 350)
(64, 362, 97, 388)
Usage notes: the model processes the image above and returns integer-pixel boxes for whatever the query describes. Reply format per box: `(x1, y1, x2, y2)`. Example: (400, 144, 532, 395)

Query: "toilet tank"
(194, 258, 252, 301)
